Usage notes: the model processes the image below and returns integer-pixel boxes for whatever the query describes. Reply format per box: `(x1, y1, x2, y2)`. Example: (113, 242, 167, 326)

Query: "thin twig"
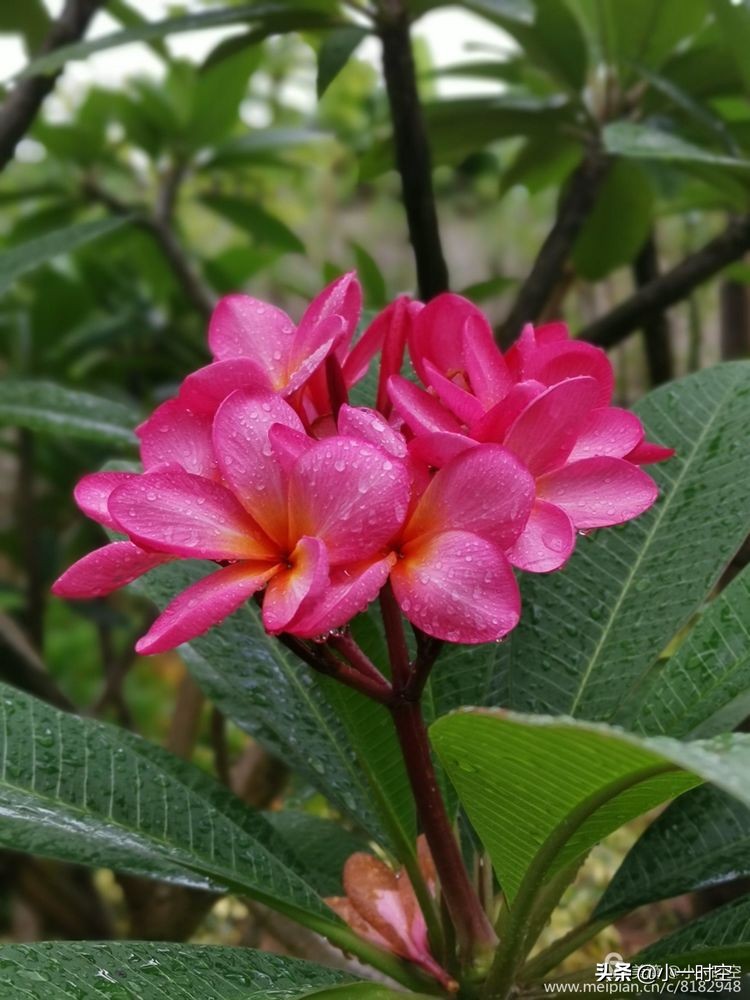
(581, 214, 750, 349)
(82, 173, 216, 320)
(0, 0, 105, 173)
(327, 631, 390, 689)
(500, 149, 610, 343)
(632, 232, 673, 386)
(378, 0, 449, 300)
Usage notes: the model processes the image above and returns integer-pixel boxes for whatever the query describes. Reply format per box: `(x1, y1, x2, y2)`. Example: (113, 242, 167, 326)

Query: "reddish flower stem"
(279, 635, 391, 704)
(390, 697, 497, 962)
(328, 632, 391, 690)
(380, 584, 496, 963)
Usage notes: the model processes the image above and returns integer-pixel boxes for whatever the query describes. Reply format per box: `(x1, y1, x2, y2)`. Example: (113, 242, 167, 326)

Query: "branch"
(632, 232, 673, 386)
(83, 174, 216, 321)
(0, 0, 105, 173)
(581, 214, 750, 349)
(378, 0, 449, 300)
(500, 150, 610, 344)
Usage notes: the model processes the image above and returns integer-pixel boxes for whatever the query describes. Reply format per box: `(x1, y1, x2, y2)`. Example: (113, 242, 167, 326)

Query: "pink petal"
(296, 272, 361, 359)
(406, 444, 534, 550)
(286, 554, 396, 638)
(625, 440, 675, 464)
(269, 423, 313, 473)
(538, 456, 659, 529)
(507, 499, 575, 572)
(424, 360, 484, 425)
(342, 297, 417, 414)
(388, 375, 462, 436)
(462, 312, 512, 408)
(74, 471, 137, 529)
(408, 431, 476, 469)
(289, 437, 410, 563)
(137, 398, 217, 479)
(109, 470, 275, 560)
(285, 320, 341, 396)
(567, 406, 644, 462)
(212, 390, 304, 546)
(136, 561, 277, 654)
(52, 541, 173, 599)
(526, 340, 614, 407)
(262, 536, 329, 634)
(470, 381, 545, 443)
(535, 321, 569, 345)
(503, 377, 600, 476)
(337, 404, 408, 458)
(408, 293, 479, 385)
(208, 294, 295, 386)
(179, 359, 271, 415)
(392, 529, 520, 643)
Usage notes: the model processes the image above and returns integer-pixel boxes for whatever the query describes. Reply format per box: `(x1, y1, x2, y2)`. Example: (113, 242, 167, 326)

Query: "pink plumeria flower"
(53, 390, 409, 653)
(388, 445, 535, 643)
(326, 839, 457, 992)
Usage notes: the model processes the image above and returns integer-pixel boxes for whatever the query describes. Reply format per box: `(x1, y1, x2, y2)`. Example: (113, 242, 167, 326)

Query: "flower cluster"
(53, 274, 670, 651)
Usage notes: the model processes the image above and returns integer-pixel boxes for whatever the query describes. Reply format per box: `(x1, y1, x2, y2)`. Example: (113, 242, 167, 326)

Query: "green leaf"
(635, 896, 750, 966)
(361, 96, 571, 178)
(711, 0, 750, 95)
(572, 160, 654, 280)
(595, 785, 750, 921)
(317, 26, 368, 98)
(631, 565, 750, 738)
(133, 561, 388, 846)
(0, 0, 50, 54)
(0, 941, 352, 999)
(267, 810, 371, 897)
(204, 128, 331, 169)
(189, 46, 261, 148)
(603, 121, 750, 168)
(13, 4, 333, 81)
(493, 362, 750, 722)
(0, 379, 138, 447)
(466, 0, 589, 92)
(430, 709, 750, 903)
(0, 682, 338, 931)
(200, 194, 304, 253)
(0, 216, 130, 296)
(320, 676, 416, 858)
(569, 0, 707, 72)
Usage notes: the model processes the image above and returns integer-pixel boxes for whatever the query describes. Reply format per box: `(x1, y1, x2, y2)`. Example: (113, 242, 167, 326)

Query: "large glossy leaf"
(635, 896, 750, 966)
(0, 942, 352, 999)
(0, 216, 130, 295)
(320, 677, 416, 860)
(603, 121, 750, 169)
(0, 681, 340, 932)
(0, 379, 138, 447)
(267, 810, 371, 897)
(595, 785, 750, 921)
(134, 561, 388, 846)
(14, 4, 337, 80)
(430, 709, 750, 902)
(631, 565, 750, 738)
(572, 160, 654, 280)
(493, 362, 750, 722)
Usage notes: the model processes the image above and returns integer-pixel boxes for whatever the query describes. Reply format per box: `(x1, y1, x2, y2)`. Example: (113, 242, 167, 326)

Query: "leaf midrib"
(567, 371, 741, 717)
